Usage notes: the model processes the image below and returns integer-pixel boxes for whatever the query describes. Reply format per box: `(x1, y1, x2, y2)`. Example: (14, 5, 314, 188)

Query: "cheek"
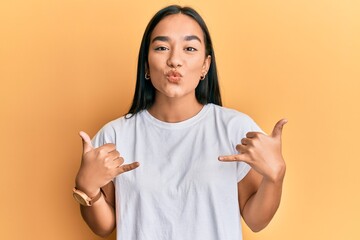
(148, 55, 164, 73)
(188, 57, 206, 73)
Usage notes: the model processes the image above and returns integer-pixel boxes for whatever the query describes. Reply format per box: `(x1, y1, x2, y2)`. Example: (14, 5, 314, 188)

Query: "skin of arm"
(75, 131, 139, 237)
(219, 119, 287, 232)
(238, 167, 285, 232)
(79, 182, 116, 238)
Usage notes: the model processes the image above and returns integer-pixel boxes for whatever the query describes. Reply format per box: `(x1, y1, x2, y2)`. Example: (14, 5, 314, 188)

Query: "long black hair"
(127, 5, 222, 116)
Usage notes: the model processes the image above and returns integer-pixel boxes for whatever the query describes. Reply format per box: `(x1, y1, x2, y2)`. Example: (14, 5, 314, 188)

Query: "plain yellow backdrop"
(1, 0, 359, 239)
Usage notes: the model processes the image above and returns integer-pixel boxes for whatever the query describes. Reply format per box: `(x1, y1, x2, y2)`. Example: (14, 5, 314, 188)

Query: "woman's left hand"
(218, 119, 288, 182)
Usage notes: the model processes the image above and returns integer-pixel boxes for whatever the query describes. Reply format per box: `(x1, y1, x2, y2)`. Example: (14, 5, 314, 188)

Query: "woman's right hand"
(75, 131, 140, 197)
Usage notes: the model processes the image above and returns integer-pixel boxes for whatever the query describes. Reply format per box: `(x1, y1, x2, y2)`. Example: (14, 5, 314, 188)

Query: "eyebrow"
(184, 35, 202, 42)
(151, 35, 202, 43)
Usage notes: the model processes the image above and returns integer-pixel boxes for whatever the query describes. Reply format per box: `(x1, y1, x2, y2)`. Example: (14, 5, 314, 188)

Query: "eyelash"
(154, 46, 198, 52)
(154, 46, 169, 51)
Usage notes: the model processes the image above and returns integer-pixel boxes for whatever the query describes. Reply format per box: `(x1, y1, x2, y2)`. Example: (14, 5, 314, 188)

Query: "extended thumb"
(79, 131, 93, 153)
(271, 119, 288, 138)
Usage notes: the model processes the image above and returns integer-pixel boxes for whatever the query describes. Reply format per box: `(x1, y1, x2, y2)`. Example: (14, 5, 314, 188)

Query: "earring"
(200, 71, 207, 80)
(145, 73, 150, 80)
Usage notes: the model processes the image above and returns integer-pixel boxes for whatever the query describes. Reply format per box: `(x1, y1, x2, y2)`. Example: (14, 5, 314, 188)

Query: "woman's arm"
(79, 182, 116, 237)
(219, 119, 287, 232)
(75, 131, 139, 237)
(238, 168, 285, 232)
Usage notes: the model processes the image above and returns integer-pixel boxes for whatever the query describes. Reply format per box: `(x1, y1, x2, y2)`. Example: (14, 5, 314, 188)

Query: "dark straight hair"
(127, 5, 222, 116)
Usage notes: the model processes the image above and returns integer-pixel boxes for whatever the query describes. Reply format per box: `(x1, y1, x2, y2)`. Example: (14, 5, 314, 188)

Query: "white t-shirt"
(92, 104, 262, 240)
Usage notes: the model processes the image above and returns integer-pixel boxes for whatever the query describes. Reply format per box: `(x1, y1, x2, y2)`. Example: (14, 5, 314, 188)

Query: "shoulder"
(100, 112, 144, 132)
(91, 114, 138, 147)
(99, 115, 126, 134)
(207, 104, 263, 137)
(210, 104, 257, 126)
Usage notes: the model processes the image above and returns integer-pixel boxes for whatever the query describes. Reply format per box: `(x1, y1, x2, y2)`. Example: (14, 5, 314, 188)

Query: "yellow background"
(1, 0, 359, 239)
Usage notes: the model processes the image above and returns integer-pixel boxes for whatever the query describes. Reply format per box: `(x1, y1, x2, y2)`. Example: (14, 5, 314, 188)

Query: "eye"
(185, 47, 198, 52)
(154, 46, 169, 51)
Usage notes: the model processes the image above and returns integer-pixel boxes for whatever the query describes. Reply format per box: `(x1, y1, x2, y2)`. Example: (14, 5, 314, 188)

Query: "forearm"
(242, 177, 284, 232)
(76, 131, 138, 237)
(80, 192, 116, 237)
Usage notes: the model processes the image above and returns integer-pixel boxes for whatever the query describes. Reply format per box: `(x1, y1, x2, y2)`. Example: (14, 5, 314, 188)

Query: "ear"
(202, 55, 211, 75)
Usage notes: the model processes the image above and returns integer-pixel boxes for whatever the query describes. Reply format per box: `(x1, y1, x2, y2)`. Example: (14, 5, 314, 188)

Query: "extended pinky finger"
(117, 162, 140, 174)
(218, 154, 247, 162)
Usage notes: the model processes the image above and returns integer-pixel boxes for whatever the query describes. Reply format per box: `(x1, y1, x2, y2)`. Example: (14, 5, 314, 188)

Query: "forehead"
(151, 13, 204, 41)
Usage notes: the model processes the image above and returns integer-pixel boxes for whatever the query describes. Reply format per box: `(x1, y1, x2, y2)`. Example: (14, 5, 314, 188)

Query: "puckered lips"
(165, 70, 183, 83)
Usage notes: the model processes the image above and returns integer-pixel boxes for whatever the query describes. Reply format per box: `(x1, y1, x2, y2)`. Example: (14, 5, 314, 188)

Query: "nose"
(166, 48, 183, 68)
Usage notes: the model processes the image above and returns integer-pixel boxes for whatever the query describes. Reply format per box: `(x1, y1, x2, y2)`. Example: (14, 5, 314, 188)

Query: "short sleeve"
(91, 122, 116, 148)
(234, 114, 263, 182)
(236, 162, 251, 182)
(91, 123, 117, 183)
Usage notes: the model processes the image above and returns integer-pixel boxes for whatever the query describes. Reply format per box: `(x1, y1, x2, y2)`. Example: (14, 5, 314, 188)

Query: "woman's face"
(147, 13, 211, 101)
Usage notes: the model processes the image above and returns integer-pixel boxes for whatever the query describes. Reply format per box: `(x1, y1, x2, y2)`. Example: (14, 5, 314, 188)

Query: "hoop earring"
(145, 73, 150, 80)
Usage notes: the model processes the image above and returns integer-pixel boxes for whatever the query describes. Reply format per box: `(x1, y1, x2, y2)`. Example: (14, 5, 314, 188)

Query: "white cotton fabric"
(92, 104, 262, 240)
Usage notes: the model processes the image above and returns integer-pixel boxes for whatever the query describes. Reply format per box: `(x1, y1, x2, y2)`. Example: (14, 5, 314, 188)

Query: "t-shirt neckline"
(143, 104, 212, 129)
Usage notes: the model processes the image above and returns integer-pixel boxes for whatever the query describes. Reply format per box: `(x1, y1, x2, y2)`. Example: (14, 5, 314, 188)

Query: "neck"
(148, 95, 204, 123)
